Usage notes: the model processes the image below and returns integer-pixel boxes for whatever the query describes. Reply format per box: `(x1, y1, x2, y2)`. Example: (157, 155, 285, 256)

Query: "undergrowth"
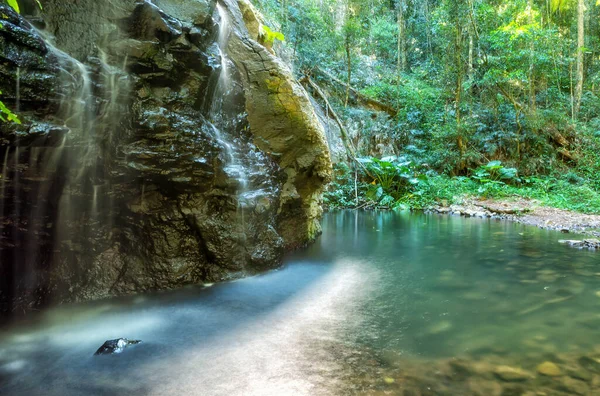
(325, 158, 600, 214)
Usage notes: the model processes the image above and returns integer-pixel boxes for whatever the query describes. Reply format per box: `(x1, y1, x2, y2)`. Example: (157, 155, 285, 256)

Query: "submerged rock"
(427, 320, 453, 335)
(94, 338, 142, 355)
(564, 364, 593, 382)
(493, 366, 533, 382)
(578, 355, 600, 373)
(536, 361, 562, 377)
(557, 377, 589, 395)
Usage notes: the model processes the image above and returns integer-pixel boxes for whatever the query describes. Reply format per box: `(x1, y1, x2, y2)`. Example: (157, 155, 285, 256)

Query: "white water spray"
(212, 4, 249, 196)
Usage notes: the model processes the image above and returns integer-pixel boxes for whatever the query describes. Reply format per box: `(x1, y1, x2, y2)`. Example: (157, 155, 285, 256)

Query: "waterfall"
(0, 25, 129, 309)
(210, 4, 248, 193)
(204, 2, 250, 240)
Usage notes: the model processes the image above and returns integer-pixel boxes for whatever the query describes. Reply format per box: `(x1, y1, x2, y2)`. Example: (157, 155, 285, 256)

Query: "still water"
(1, 211, 599, 395)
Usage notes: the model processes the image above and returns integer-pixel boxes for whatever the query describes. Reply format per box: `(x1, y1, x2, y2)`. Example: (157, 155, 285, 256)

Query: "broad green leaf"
(261, 25, 285, 44)
(7, 0, 20, 14)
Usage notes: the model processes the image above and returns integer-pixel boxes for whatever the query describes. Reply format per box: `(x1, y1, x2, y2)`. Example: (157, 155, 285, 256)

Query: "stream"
(1, 211, 600, 395)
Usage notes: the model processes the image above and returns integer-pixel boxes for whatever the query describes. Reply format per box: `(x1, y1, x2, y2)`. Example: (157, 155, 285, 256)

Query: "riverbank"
(428, 196, 600, 236)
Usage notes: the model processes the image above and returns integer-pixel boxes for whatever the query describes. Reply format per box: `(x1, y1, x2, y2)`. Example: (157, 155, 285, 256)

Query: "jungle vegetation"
(256, 0, 600, 213)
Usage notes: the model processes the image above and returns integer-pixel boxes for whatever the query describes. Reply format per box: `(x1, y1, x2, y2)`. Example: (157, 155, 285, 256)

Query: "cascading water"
(0, 0, 303, 314)
(209, 3, 250, 227)
(0, 24, 129, 312)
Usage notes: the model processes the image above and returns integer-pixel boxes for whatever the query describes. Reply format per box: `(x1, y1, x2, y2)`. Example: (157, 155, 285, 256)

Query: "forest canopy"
(256, 0, 600, 212)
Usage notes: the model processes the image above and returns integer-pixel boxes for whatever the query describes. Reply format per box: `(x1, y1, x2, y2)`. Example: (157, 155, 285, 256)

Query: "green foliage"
(261, 25, 285, 45)
(471, 161, 519, 185)
(3, 0, 42, 15)
(324, 157, 429, 209)
(359, 156, 426, 205)
(323, 163, 364, 209)
(0, 91, 20, 124)
(7, 0, 19, 14)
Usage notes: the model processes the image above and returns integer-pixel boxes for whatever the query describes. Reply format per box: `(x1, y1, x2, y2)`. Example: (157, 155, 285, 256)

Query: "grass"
(406, 175, 600, 214)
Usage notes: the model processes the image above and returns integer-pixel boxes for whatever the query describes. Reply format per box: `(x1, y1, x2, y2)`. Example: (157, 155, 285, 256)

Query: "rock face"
(222, 0, 332, 249)
(0, 0, 332, 314)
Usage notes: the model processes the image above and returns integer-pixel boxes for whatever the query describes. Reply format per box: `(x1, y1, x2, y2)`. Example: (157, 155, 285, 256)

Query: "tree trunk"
(345, 38, 351, 107)
(455, 17, 463, 129)
(313, 67, 398, 117)
(424, 0, 433, 60)
(468, 27, 474, 85)
(528, 0, 536, 113)
(574, 0, 585, 119)
(397, 0, 407, 73)
(454, 9, 465, 161)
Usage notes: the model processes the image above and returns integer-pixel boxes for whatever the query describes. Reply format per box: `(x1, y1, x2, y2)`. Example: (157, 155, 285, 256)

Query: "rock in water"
(94, 338, 142, 355)
(537, 361, 562, 377)
(578, 355, 600, 373)
(493, 366, 533, 382)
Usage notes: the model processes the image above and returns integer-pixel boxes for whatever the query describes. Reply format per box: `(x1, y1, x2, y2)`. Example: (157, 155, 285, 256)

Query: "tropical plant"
(471, 161, 519, 185)
(260, 25, 285, 46)
(0, 91, 20, 124)
(359, 156, 427, 206)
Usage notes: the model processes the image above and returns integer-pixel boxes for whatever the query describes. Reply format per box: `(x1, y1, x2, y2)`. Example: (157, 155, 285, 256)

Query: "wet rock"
(564, 364, 593, 382)
(94, 338, 141, 355)
(428, 321, 453, 335)
(448, 359, 474, 381)
(536, 361, 562, 377)
(466, 378, 502, 396)
(128, 1, 183, 41)
(557, 377, 589, 395)
(493, 366, 534, 382)
(225, 1, 332, 249)
(578, 355, 600, 373)
(500, 385, 527, 396)
(559, 239, 600, 249)
(0, 0, 330, 313)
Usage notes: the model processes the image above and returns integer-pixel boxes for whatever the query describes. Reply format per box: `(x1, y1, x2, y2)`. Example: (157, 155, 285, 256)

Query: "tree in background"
(256, 0, 600, 178)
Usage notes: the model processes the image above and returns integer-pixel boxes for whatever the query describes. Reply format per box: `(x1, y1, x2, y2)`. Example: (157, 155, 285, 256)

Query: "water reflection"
(1, 211, 599, 395)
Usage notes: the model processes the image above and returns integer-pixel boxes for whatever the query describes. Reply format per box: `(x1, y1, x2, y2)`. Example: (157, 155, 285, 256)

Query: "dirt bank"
(431, 197, 600, 238)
